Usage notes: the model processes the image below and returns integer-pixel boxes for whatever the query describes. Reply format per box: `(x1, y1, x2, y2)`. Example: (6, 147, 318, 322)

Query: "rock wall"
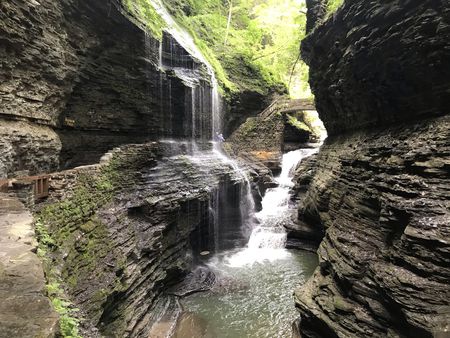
(225, 110, 321, 172)
(36, 143, 251, 337)
(0, 0, 214, 177)
(295, 116, 450, 337)
(295, 1, 450, 337)
(302, 0, 450, 136)
(225, 114, 285, 172)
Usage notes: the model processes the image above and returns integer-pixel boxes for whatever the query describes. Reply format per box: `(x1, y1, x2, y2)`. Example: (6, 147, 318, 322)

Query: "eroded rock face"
(225, 114, 285, 172)
(0, 121, 61, 177)
(302, 0, 450, 136)
(285, 153, 323, 251)
(37, 143, 253, 337)
(295, 116, 450, 337)
(0, 0, 215, 176)
(295, 0, 450, 336)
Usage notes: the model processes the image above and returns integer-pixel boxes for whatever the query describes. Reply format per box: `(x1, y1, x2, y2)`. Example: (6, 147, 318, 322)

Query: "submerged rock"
(168, 266, 216, 297)
(173, 312, 215, 338)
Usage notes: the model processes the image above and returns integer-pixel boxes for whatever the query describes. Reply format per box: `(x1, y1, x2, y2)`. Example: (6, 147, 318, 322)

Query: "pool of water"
(174, 248, 318, 338)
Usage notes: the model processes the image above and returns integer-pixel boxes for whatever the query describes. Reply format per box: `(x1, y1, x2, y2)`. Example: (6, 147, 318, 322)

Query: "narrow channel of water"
(176, 149, 319, 338)
(176, 250, 317, 338)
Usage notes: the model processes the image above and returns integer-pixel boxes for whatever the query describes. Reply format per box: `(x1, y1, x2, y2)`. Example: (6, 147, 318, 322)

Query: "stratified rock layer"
(37, 143, 251, 337)
(0, 0, 214, 176)
(302, 0, 450, 136)
(295, 116, 450, 337)
(295, 0, 450, 337)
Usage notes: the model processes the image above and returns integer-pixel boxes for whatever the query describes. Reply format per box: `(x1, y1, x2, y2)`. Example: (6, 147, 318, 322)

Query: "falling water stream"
(143, 2, 320, 336)
(175, 149, 319, 338)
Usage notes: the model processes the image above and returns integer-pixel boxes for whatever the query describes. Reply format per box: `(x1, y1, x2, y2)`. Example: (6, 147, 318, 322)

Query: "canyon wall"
(1, 0, 159, 174)
(1, 0, 264, 177)
(0, 0, 270, 178)
(295, 0, 450, 337)
(36, 142, 248, 337)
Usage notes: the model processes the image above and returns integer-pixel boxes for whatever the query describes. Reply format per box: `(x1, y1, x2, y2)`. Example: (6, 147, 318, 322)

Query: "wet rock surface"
(168, 266, 216, 297)
(295, 116, 450, 337)
(36, 142, 256, 337)
(285, 153, 323, 251)
(0, 0, 217, 176)
(295, 1, 450, 336)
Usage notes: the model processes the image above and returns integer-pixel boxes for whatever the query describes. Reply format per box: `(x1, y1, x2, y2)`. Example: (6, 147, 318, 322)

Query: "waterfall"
(227, 148, 318, 267)
(149, 0, 221, 142)
(146, 0, 254, 252)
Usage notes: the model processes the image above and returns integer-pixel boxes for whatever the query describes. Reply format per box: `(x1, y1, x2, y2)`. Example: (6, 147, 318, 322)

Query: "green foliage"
(286, 113, 310, 132)
(36, 220, 82, 338)
(50, 289, 82, 338)
(327, 0, 344, 14)
(163, 0, 310, 97)
(123, 0, 312, 98)
(34, 159, 127, 338)
(123, 0, 166, 39)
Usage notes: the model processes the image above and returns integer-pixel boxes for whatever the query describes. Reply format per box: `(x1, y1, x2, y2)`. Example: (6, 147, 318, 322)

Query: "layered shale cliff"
(0, 0, 253, 177)
(35, 142, 250, 337)
(294, 1, 450, 337)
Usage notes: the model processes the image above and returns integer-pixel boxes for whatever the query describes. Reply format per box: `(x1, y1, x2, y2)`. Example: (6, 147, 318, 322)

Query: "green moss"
(286, 113, 311, 132)
(36, 221, 82, 338)
(34, 158, 132, 337)
(327, 0, 344, 14)
(123, 0, 166, 39)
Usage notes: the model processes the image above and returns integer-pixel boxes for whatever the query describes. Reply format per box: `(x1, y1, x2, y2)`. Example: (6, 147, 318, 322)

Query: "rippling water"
(176, 249, 318, 338)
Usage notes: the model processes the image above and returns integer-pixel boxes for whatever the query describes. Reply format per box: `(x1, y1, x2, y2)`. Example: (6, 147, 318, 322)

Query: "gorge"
(0, 0, 449, 338)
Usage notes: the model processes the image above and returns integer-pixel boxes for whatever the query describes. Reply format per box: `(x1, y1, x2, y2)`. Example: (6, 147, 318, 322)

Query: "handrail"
(1, 175, 50, 200)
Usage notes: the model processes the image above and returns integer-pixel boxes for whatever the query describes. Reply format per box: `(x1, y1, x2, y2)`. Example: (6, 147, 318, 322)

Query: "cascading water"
(149, 0, 222, 142)
(250, 148, 319, 247)
(176, 148, 320, 338)
(226, 148, 318, 267)
(146, 0, 253, 252)
(141, 4, 320, 337)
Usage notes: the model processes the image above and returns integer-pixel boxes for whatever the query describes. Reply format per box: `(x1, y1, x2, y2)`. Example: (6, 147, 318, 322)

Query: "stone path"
(0, 193, 58, 338)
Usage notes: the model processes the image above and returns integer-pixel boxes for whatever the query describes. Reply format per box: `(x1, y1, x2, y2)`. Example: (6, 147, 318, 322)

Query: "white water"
(148, 0, 222, 140)
(227, 148, 318, 267)
(146, 0, 252, 252)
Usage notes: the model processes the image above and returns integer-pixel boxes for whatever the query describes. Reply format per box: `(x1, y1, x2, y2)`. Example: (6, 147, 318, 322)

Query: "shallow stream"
(175, 249, 317, 338)
(174, 149, 319, 338)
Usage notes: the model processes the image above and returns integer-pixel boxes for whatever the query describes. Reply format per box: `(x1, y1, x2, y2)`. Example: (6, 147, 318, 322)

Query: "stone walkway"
(0, 193, 58, 338)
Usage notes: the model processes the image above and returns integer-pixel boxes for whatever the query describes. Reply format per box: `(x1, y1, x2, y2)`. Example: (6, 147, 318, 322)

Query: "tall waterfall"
(146, 0, 253, 253)
(228, 148, 318, 267)
(148, 0, 222, 141)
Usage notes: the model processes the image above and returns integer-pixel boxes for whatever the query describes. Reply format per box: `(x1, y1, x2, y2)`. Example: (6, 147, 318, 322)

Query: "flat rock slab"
(0, 194, 59, 338)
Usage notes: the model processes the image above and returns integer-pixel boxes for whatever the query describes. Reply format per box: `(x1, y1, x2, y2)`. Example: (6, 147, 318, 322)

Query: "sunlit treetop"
(125, 0, 313, 98)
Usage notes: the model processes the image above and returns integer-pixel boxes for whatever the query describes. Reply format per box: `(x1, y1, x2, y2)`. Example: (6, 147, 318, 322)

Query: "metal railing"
(30, 176, 50, 199)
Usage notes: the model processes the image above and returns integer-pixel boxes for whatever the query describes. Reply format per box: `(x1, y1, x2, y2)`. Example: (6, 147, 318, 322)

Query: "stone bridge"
(259, 98, 316, 119)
